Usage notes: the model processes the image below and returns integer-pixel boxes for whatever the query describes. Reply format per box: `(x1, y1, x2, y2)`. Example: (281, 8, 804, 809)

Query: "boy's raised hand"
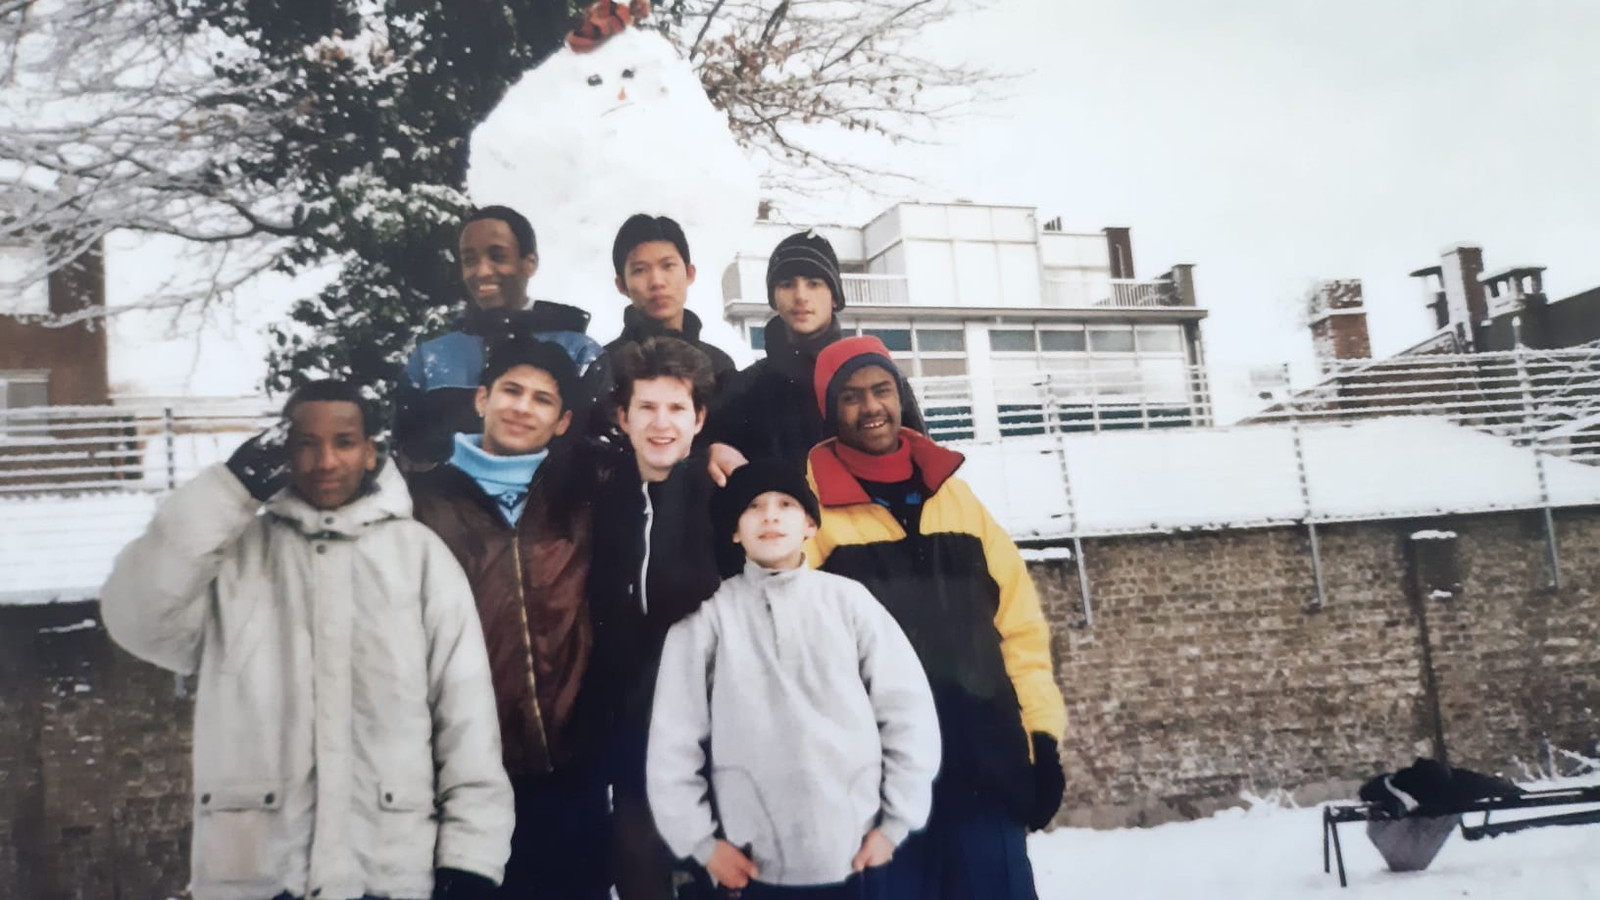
(225, 421, 291, 502)
(851, 828, 895, 872)
(706, 839, 759, 889)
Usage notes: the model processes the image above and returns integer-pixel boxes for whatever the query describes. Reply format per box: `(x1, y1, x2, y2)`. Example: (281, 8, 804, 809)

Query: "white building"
(721, 201, 1210, 442)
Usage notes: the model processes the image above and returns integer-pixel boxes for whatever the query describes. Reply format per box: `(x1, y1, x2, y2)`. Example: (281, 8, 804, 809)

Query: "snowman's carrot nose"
(618, 86, 628, 102)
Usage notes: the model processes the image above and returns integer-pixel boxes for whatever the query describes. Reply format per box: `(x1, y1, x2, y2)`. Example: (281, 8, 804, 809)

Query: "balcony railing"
(840, 273, 911, 306)
(1042, 277, 1178, 309)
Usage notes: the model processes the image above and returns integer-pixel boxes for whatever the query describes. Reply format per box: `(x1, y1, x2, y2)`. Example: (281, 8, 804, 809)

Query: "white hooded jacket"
(101, 462, 513, 900)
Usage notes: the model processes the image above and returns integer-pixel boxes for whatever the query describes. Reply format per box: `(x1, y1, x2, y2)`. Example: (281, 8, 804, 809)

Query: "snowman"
(467, 2, 760, 357)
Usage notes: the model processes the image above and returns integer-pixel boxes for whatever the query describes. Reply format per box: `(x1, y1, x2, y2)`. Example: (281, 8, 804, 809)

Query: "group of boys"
(102, 204, 1068, 900)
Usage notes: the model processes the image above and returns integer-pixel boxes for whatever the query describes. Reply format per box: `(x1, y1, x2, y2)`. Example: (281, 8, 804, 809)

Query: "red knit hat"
(815, 333, 912, 424)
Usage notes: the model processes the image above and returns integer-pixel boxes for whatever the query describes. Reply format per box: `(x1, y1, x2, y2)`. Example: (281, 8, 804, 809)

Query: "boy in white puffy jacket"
(646, 461, 940, 898)
(101, 381, 512, 900)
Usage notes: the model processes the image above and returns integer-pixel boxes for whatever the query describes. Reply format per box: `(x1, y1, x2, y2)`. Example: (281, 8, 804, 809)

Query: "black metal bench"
(1321, 784, 1600, 887)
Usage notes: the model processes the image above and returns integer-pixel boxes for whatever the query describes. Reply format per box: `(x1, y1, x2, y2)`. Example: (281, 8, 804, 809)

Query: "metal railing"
(905, 348, 1600, 459)
(839, 273, 911, 306)
(1243, 347, 1600, 460)
(0, 399, 272, 602)
(0, 399, 273, 495)
(1042, 277, 1179, 309)
(4, 347, 1598, 601)
(911, 363, 1213, 444)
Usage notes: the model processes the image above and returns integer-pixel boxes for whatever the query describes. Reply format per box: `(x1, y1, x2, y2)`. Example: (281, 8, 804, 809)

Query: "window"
(747, 324, 765, 351)
(1136, 325, 1184, 353)
(862, 327, 912, 352)
(989, 329, 1036, 353)
(1088, 327, 1135, 353)
(0, 371, 49, 409)
(1040, 329, 1086, 352)
(919, 358, 968, 377)
(915, 329, 965, 353)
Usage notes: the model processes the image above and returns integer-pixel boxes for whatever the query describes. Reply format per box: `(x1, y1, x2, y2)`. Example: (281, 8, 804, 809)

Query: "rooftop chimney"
(1438, 245, 1487, 351)
(1307, 278, 1371, 376)
(1102, 227, 1134, 279)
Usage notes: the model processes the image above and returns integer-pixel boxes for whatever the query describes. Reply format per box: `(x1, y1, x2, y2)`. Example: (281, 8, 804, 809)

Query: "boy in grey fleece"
(646, 461, 939, 896)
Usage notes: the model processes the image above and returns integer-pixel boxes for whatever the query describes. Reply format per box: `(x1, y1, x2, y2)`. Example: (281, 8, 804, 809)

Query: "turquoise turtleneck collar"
(447, 433, 547, 525)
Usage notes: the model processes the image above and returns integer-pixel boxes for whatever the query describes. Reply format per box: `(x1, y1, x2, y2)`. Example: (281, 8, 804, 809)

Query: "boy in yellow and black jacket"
(803, 336, 1066, 899)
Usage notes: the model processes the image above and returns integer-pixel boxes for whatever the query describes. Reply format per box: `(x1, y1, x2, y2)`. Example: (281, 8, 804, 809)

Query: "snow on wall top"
(466, 27, 759, 356)
(955, 416, 1600, 539)
(8, 416, 1600, 604)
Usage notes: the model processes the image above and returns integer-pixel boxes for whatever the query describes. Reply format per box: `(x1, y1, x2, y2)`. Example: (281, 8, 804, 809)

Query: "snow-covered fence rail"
(910, 347, 1600, 461)
(1246, 346, 1600, 460)
(0, 398, 272, 603)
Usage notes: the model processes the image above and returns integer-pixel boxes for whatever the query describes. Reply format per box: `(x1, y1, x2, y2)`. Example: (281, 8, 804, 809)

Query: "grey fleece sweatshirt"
(647, 560, 940, 887)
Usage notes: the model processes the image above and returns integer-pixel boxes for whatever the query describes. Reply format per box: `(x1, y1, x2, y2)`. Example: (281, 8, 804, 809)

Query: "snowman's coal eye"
(587, 74, 603, 86)
(622, 68, 636, 79)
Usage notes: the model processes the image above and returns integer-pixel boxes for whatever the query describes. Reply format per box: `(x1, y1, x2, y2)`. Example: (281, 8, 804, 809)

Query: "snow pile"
(467, 27, 759, 356)
(0, 491, 157, 603)
(1030, 780, 1600, 898)
(953, 416, 1600, 539)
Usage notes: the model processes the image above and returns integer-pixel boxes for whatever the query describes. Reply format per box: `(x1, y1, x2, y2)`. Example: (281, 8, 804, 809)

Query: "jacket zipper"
(510, 501, 553, 774)
(638, 481, 654, 615)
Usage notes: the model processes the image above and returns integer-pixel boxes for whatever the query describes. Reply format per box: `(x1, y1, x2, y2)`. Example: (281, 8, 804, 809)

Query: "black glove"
(432, 867, 497, 900)
(1027, 732, 1065, 831)
(225, 423, 289, 502)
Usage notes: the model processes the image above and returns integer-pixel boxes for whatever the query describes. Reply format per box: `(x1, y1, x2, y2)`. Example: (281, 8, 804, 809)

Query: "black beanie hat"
(479, 335, 579, 410)
(714, 459, 822, 545)
(766, 230, 844, 311)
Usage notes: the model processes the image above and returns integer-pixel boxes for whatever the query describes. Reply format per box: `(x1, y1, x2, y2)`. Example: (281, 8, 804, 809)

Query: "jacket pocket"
(377, 782, 435, 813)
(373, 781, 439, 881)
(192, 780, 285, 887)
(199, 781, 284, 813)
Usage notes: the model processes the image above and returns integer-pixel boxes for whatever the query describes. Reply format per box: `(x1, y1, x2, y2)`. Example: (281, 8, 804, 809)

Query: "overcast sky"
(807, 0, 1600, 380)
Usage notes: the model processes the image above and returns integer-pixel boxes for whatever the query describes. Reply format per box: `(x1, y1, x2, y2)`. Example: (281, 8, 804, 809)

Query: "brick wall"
(1040, 509, 1600, 827)
(0, 244, 109, 406)
(2, 507, 1597, 896)
(0, 602, 192, 900)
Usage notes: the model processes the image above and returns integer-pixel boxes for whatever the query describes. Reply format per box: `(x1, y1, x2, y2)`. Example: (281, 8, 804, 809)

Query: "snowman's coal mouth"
(601, 102, 634, 117)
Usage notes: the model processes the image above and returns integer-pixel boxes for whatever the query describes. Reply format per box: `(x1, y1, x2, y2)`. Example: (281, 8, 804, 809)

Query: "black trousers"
(502, 766, 613, 899)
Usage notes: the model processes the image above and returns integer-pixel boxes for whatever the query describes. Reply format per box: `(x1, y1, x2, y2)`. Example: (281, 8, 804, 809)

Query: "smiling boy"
(647, 461, 939, 898)
(102, 381, 512, 900)
(586, 336, 727, 899)
(407, 337, 610, 899)
(804, 336, 1068, 899)
(394, 205, 607, 467)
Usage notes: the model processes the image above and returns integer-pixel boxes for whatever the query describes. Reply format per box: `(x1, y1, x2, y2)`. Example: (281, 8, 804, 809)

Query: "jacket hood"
(266, 458, 412, 537)
(807, 429, 963, 507)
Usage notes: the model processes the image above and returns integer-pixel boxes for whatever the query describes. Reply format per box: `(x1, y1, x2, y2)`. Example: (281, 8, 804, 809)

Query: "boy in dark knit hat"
(804, 336, 1068, 900)
(709, 229, 903, 484)
(647, 460, 940, 899)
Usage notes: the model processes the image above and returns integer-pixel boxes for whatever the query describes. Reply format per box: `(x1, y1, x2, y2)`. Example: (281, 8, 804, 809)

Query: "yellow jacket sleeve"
(971, 483, 1067, 743)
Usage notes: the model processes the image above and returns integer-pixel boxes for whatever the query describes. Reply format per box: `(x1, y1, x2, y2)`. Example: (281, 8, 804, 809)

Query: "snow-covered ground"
(1030, 780, 1600, 899)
